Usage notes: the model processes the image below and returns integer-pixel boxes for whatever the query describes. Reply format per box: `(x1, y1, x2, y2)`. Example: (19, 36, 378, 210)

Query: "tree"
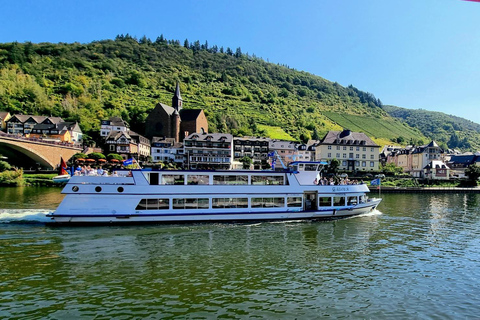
(87, 152, 106, 160)
(107, 153, 124, 161)
(183, 39, 189, 48)
(240, 156, 253, 169)
(0, 160, 12, 172)
(465, 164, 480, 186)
(327, 158, 340, 173)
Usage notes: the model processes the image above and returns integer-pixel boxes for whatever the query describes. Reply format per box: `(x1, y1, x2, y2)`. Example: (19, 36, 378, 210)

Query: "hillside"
(0, 35, 461, 149)
(382, 105, 480, 150)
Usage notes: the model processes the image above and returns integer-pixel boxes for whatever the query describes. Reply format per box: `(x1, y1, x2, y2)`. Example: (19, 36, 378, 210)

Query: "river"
(1, 187, 480, 319)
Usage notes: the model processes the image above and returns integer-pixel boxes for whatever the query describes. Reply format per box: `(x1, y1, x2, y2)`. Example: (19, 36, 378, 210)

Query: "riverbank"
(369, 186, 480, 193)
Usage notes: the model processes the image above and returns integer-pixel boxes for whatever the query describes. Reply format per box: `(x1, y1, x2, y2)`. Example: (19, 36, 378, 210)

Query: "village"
(0, 82, 478, 181)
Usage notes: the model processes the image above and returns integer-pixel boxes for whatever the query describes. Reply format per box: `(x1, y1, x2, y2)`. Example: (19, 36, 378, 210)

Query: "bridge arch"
(0, 135, 82, 169)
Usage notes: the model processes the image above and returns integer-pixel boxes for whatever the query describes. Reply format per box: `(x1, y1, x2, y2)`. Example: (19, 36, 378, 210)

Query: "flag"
(59, 157, 68, 176)
(271, 158, 276, 170)
(268, 151, 275, 157)
(123, 158, 134, 166)
(370, 178, 381, 186)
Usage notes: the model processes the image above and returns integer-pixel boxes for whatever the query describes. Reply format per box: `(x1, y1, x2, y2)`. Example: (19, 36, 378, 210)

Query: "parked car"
(375, 174, 385, 178)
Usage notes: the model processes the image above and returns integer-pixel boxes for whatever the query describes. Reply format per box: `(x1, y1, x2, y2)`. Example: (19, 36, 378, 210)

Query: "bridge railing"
(0, 132, 82, 148)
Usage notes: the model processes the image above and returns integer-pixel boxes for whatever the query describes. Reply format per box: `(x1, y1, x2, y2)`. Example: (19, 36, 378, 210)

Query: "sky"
(2, 0, 480, 123)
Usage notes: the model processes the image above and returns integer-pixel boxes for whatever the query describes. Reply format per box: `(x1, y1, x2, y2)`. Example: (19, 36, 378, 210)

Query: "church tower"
(172, 81, 183, 112)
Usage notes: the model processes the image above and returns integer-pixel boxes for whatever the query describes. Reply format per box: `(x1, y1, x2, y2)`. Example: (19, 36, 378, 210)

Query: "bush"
(0, 169, 23, 186)
(0, 160, 11, 172)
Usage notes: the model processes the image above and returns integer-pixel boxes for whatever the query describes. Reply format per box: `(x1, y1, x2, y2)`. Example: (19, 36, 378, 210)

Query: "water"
(1, 188, 480, 319)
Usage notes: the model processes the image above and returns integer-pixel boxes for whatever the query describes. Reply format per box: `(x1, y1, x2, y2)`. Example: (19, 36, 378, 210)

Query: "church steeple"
(172, 81, 183, 111)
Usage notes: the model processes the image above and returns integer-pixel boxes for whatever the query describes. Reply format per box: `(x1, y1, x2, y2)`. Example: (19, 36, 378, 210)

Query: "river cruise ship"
(48, 162, 381, 224)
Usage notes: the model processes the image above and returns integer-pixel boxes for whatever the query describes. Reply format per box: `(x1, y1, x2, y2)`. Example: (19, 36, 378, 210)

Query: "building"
(233, 137, 270, 169)
(0, 112, 12, 131)
(296, 140, 319, 162)
(6, 115, 55, 135)
(269, 140, 298, 167)
(183, 132, 233, 170)
(151, 137, 184, 164)
(145, 82, 208, 141)
(100, 116, 129, 137)
(128, 130, 151, 162)
(387, 141, 445, 178)
(315, 129, 380, 171)
(423, 160, 450, 180)
(29, 121, 83, 145)
(447, 153, 480, 178)
(104, 131, 138, 160)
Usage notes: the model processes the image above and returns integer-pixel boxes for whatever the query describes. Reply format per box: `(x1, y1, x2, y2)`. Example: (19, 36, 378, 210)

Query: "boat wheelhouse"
(48, 161, 381, 224)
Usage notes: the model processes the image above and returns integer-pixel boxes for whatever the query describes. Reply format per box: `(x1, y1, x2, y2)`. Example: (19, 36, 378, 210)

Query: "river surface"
(1, 187, 480, 319)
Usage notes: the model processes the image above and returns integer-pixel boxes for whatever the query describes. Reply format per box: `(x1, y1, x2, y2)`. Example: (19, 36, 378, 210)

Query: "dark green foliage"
(87, 152, 106, 160)
(0, 160, 11, 172)
(239, 156, 253, 169)
(465, 164, 480, 185)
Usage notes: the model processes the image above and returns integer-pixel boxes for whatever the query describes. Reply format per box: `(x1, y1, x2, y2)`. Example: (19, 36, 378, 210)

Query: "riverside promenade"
(369, 186, 480, 194)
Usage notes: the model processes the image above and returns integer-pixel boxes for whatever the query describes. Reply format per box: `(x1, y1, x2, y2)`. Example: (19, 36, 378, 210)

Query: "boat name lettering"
(332, 187, 349, 192)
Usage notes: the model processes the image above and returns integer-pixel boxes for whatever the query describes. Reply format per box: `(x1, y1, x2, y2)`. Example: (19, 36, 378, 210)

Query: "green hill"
(382, 105, 480, 150)
(0, 35, 473, 150)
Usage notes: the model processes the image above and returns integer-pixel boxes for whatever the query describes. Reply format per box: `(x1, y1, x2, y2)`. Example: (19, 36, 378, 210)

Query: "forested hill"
(382, 105, 480, 150)
(0, 35, 476, 150)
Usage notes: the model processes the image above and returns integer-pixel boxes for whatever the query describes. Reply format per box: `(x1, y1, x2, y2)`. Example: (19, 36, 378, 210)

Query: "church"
(145, 82, 208, 142)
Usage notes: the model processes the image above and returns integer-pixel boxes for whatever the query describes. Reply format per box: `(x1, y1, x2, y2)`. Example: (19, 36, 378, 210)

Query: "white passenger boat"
(47, 161, 381, 225)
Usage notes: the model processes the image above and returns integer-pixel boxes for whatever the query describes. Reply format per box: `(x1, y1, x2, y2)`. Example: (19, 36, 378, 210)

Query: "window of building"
(362, 154, 366, 159)
(362, 161, 366, 167)
(356, 154, 359, 159)
(343, 154, 346, 158)
(370, 155, 374, 159)
(343, 146, 347, 150)
(328, 153, 332, 158)
(370, 161, 375, 167)
(328, 145, 332, 150)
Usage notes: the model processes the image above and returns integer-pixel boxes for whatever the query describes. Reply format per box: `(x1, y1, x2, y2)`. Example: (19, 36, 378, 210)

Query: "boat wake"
(0, 209, 52, 224)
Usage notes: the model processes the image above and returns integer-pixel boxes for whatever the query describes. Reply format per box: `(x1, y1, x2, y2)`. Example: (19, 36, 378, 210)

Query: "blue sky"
(2, 0, 480, 123)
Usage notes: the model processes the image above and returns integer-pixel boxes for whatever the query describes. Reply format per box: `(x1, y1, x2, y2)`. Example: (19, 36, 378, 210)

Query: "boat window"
(135, 199, 169, 210)
(287, 197, 302, 207)
(319, 197, 332, 207)
(251, 175, 284, 185)
(359, 195, 366, 204)
(251, 197, 285, 208)
(212, 198, 248, 209)
(162, 174, 184, 185)
(187, 175, 209, 185)
(333, 197, 345, 207)
(213, 175, 248, 185)
(347, 196, 358, 206)
(173, 198, 209, 209)
(304, 164, 318, 171)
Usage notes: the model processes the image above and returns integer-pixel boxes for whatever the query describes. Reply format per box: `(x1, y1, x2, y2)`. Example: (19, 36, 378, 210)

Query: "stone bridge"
(0, 134, 82, 169)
